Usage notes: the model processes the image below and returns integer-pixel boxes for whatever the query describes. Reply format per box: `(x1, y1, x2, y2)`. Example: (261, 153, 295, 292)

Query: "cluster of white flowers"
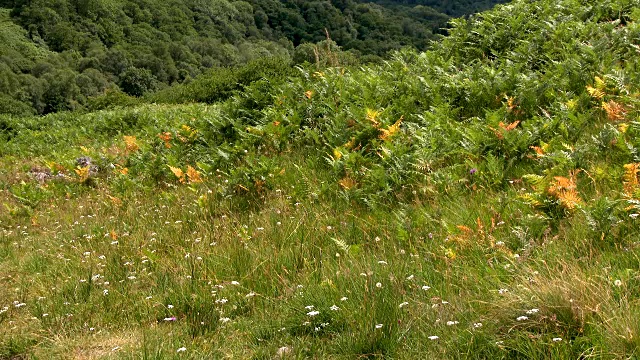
(13, 301, 26, 308)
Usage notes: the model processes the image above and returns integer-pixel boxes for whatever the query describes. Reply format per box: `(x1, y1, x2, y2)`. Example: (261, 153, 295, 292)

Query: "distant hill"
(362, 0, 510, 17)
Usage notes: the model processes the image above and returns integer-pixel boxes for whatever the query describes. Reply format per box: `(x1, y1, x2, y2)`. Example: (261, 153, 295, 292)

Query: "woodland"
(0, 0, 505, 115)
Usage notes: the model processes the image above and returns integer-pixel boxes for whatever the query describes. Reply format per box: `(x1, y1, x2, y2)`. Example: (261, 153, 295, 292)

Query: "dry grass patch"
(65, 331, 140, 360)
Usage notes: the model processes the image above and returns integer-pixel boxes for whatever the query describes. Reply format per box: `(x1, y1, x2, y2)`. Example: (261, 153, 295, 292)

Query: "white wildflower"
(276, 346, 291, 358)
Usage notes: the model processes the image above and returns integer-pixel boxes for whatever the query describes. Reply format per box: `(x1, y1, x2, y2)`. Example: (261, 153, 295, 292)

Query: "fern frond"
(379, 116, 403, 141)
(522, 174, 546, 191)
(332, 237, 351, 254)
(623, 163, 640, 197)
(601, 100, 626, 121)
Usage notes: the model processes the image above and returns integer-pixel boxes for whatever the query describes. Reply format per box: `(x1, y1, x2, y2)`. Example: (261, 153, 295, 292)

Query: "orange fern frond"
(379, 116, 403, 141)
(168, 165, 186, 184)
(548, 171, 582, 210)
(530, 146, 545, 157)
(558, 189, 582, 210)
(186, 165, 202, 183)
(107, 194, 122, 206)
(123, 135, 139, 152)
(339, 177, 357, 190)
(158, 132, 172, 148)
(506, 96, 517, 111)
(456, 225, 473, 233)
(601, 100, 626, 121)
(499, 120, 520, 131)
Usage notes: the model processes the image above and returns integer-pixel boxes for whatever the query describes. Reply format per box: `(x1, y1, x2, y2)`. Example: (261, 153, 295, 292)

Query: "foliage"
(2, 0, 640, 358)
(0, 0, 505, 115)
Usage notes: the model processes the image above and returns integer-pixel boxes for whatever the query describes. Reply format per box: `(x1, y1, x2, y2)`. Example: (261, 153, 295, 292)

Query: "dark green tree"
(119, 66, 156, 97)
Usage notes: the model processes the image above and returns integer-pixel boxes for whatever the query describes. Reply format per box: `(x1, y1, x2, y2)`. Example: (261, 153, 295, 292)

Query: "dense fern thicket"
(0, 0, 506, 116)
(2, 0, 640, 358)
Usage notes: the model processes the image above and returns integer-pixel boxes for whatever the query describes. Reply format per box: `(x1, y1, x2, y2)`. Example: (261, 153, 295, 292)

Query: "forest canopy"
(0, 0, 507, 115)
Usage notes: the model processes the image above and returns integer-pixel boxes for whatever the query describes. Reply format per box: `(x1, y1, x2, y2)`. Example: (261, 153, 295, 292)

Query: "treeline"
(0, 0, 505, 116)
(363, 0, 510, 17)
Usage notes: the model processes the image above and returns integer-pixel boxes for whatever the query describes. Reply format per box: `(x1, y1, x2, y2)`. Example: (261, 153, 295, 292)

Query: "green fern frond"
(519, 193, 542, 207)
(522, 174, 546, 191)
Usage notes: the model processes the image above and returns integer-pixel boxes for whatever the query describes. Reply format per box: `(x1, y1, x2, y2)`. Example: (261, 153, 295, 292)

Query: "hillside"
(1, 0, 640, 358)
(0, 0, 506, 116)
(364, 0, 510, 17)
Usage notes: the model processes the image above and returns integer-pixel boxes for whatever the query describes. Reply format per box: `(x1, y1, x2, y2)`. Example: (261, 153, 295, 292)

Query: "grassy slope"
(2, 0, 640, 358)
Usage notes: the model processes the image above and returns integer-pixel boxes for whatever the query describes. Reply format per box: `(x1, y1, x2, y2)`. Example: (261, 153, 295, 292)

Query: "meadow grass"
(2, 0, 640, 357)
(1, 138, 638, 358)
